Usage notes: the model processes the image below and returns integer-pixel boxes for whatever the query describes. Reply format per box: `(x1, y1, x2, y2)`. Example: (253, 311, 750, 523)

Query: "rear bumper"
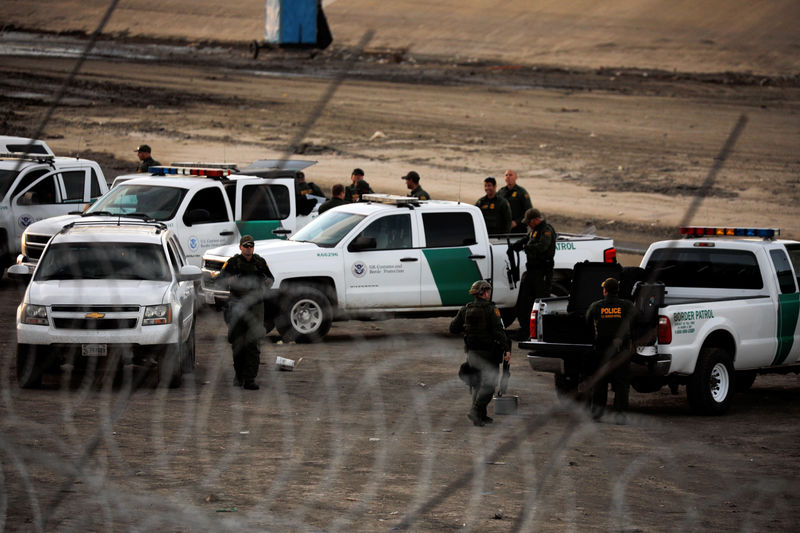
(522, 340, 671, 377)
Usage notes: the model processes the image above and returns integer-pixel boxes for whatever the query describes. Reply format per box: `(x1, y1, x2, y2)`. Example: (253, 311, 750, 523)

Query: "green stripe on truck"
(772, 292, 800, 365)
(422, 248, 482, 306)
(236, 220, 284, 241)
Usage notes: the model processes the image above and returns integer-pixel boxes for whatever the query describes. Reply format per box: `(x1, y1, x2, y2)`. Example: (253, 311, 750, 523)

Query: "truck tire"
(180, 321, 196, 375)
(687, 347, 734, 415)
(735, 370, 756, 392)
(159, 343, 183, 388)
(554, 373, 579, 398)
(0, 230, 10, 268)
(276, 286, 332, 343)
(17, 344, 43, 388)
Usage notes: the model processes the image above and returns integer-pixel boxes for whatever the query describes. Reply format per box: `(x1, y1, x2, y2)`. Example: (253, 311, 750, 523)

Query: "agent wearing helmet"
(585, 277, 639, 423)
(513, 207, 557, 330)
(449, 279, 511, 426)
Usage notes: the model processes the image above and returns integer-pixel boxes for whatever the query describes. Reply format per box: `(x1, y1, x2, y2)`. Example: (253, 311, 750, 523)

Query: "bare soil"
(1, 2, 800, 530)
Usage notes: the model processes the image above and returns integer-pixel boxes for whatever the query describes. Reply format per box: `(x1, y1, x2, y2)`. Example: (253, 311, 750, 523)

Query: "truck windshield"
(36, 242, 171, 281)
(291, 211, 365, 247)
(86, 184, 187, 220)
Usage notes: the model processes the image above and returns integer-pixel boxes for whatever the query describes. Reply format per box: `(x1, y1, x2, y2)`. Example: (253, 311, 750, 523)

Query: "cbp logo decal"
(351, 261, 367, 278)
(188, 236, 199, 251)
(18, 214, 34, 228)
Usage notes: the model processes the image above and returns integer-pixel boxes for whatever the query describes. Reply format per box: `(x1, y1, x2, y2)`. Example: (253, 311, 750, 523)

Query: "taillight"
(529, 309, 538, 340)
(604, 247, 617, 263)
(657, 315, 672, 344)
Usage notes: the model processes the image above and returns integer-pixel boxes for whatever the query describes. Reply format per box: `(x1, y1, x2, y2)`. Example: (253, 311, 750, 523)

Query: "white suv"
(10, 221, 202, 388)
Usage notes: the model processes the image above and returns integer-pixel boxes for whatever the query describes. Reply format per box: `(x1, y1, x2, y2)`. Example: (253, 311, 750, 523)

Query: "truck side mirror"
(348, 236, 376, 252)
(7, 264, 32, 282)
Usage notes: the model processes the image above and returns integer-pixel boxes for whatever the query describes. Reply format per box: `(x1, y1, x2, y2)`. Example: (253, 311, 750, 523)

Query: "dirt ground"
(1, 1, 800, 531)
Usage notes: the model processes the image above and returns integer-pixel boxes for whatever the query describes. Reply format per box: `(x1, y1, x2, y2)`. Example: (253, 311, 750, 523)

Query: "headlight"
(143, 304, 171, 326)
(21, 304, 48, 325)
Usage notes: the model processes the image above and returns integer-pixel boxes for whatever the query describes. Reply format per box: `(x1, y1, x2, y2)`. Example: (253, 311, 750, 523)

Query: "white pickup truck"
(521, 226, 800, 414)
(19, 162, 319, 269)
(0, 137, 108, 266)
(201, 194, 617, 342)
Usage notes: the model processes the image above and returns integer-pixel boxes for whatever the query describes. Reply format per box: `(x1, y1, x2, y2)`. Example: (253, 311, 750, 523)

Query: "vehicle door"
(342, 212, 421, 308)
(232, 180, 295, 241)
(176, 186, 237, 267)
(769, 245, 800, 366)
(10, 169, 90, 247)
(166, 236, 195, 335)
(419, 210, 491, 306)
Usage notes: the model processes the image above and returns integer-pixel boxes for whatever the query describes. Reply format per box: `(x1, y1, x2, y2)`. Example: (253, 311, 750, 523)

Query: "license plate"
(82, 344, 108, 357)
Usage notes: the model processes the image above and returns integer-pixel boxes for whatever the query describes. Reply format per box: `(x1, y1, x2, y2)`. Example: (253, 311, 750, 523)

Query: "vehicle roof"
(650, 237, 799, 250)
(0, 156, 96, 170)
(113, 174, 297, 189)
(328, 199, 479, 216)
(0, 136, 54, 156)
(54, 223, 169, 245)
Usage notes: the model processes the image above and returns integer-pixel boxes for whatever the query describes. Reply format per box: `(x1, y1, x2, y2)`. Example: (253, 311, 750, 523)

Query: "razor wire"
(1, 2, 798, 532)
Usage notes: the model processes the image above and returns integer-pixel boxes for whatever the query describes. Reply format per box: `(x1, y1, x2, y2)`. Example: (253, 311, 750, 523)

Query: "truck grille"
(22, 233, 51, 261)
(53, 318, 138, 330)
(51, 305, 140, 312)
(203, 259, 224, 272)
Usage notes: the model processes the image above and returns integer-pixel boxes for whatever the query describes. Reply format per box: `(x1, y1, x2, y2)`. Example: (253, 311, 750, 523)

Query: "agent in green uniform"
(449, 280, 511, 427)
(498, 169, 532, 233)
(514, 208, 557, 328)
(134, 144, 160, 173)
(476, 177, 512, 235)
(401, 170, 431, 200)
(344, 168, 374, 202)
(585, 277, 639, 422)
(295, 171, 326, 216)
(219, 235, 273, 390)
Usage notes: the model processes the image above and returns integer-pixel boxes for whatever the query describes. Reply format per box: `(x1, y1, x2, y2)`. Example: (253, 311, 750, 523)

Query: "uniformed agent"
(344, 167, 374, 202)
(585, 277, 639, 422)
(134, 144, 160, 173)
(498, 169, 532, 233)
(449, 280, 511, 427)
(401, 170, 430, 200)
(476, 177, 512, 235)
(318, 184, 348, 214)
(219, 235, 273, 390)
(295, 171, 325, 216)
(514, 208, 557, 328)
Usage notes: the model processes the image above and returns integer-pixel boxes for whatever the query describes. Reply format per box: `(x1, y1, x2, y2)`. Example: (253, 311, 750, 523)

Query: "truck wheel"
(0, 230, 10, 268)
(17, 344, 43, 388)
(554, 373, 579, 398)
(276, 286, 332, 343)
(159, 343, 183, 388)
(180, 322, 196, 375)
(687, 347, 734, 415)
(735, 370, 756, 392)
